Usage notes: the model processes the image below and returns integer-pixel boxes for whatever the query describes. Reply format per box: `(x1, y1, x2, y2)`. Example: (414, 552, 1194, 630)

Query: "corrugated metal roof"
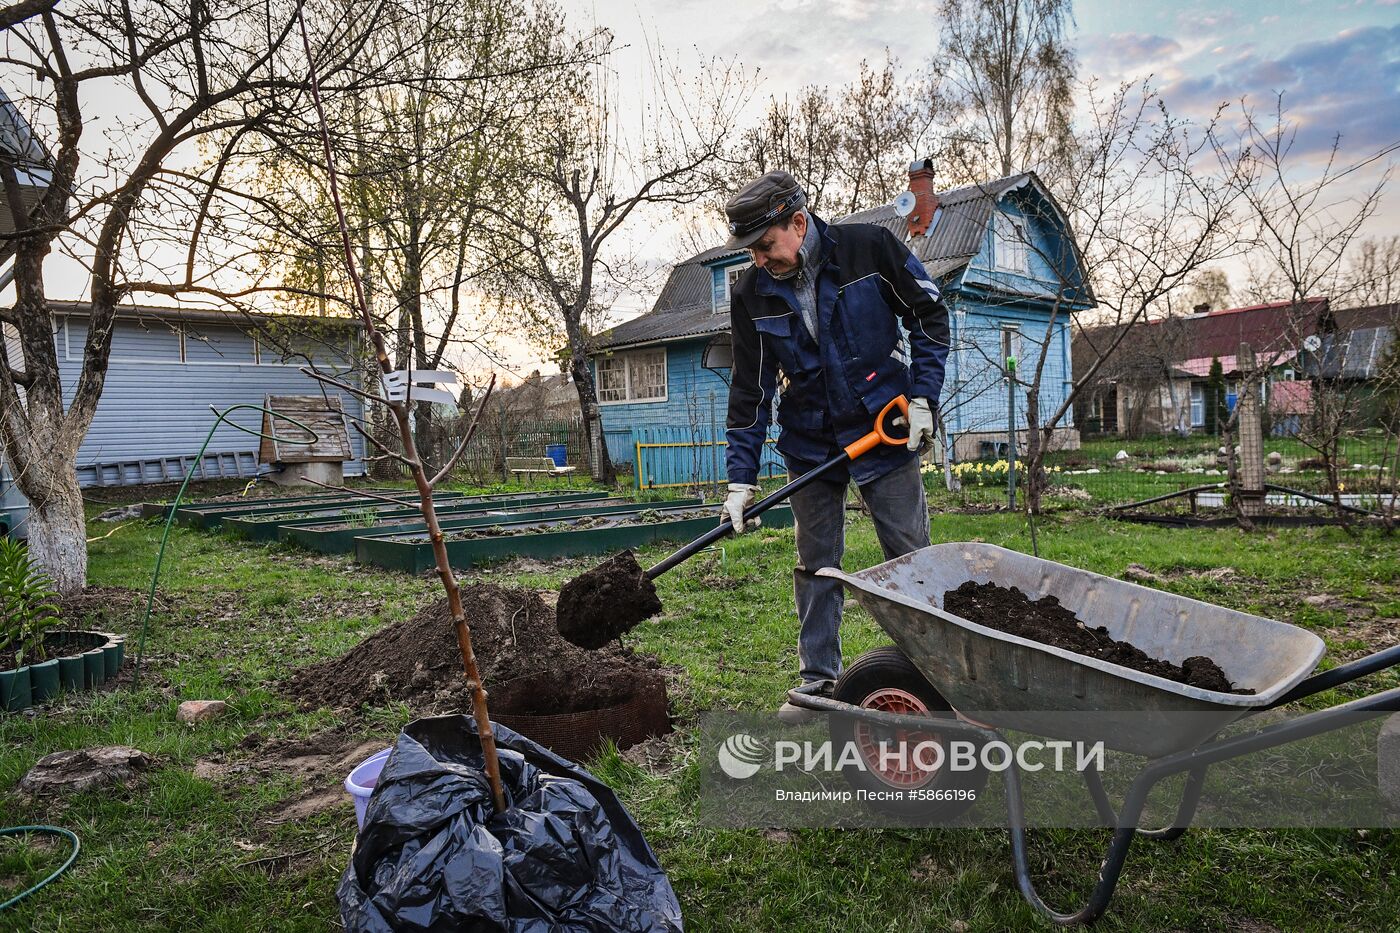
(595, 303, 731, 351)
(595, 173, 1038, 351)
(1310, 326, 1394, 380)
(47, 300, 362, 330)
(839, 173, 1033, 272)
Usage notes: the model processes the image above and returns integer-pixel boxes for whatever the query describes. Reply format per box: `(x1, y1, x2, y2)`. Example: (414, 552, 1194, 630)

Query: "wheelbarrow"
(785, 542, 1400, 926)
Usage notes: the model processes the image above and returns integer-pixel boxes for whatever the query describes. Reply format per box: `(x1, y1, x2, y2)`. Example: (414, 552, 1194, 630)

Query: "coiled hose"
(0, 825, 80, 911)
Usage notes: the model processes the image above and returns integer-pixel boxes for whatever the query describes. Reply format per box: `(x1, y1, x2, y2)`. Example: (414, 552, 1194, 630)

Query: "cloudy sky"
(498, 0, 1394, 377)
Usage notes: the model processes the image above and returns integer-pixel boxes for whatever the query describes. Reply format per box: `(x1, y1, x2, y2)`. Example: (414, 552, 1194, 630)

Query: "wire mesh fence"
(927, 428, 1398, 521)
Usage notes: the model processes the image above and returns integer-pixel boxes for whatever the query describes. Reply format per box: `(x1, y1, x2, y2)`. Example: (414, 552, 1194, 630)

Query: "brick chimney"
(1193, 303, 1212, 315)
(906, 158, 940, 237)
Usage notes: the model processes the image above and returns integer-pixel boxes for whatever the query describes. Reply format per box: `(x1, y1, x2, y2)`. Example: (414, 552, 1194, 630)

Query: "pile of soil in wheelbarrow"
(943, 581, 1255, 694)
(283, 583, 665, 715)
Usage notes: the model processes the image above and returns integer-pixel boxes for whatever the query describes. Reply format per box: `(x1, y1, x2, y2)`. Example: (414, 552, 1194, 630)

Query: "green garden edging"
(354, 505, 795, 573)
(281, 497, 698, 554)
(1, 631, 125, 713)
(179, 491, 462, 531)
(179, 489, 607, 531)
(222, 491, 611, 543)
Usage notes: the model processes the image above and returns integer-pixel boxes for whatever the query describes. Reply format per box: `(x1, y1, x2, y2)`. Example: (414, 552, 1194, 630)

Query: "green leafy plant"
(0, 538, 62, 666)
(343, 507, 379, 529)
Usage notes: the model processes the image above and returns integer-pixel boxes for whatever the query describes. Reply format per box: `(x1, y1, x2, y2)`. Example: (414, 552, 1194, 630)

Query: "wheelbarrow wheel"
(830, 646, 987, 821)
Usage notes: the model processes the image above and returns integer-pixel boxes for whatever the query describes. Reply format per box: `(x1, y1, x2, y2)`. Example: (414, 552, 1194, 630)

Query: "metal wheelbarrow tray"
(785, 542, 1400, 926)
(819, 543, 1325, 757)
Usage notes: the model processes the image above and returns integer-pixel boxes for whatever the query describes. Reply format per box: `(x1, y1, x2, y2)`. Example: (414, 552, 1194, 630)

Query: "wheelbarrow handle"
(645, 395, 911, 580)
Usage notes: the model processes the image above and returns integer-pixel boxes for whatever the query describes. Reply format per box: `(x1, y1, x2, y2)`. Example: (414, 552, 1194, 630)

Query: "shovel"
(556, 395, 915, 648)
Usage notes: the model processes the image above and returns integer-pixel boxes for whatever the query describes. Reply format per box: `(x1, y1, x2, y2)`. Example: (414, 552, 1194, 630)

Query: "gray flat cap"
(723, 170, 806, 250)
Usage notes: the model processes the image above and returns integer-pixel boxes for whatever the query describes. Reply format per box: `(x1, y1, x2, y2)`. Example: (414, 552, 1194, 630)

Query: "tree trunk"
(569, 354, 614, 485)
(21, 464, 87, 596)
(1023, 384, 1047, 514)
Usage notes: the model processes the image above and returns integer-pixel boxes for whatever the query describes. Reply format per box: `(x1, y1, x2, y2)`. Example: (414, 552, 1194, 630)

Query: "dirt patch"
(555, 549, 663, 649)
(944, 581, 1254, 694)
(194, 732, 389, 824)
(282, 582, 665, 716)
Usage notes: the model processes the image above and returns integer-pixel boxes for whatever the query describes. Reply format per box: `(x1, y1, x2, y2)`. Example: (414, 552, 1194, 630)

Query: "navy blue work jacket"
(724, 214, 951, 486)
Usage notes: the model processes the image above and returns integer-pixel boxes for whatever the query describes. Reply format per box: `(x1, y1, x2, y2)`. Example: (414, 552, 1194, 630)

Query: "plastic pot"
(28, 658, 60, 703)
(344, 747, 393, 830)
(1, 666, 31, 713)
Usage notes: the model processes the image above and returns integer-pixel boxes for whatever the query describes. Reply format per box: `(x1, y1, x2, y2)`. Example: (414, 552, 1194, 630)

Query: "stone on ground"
(177, 699, 229, 724)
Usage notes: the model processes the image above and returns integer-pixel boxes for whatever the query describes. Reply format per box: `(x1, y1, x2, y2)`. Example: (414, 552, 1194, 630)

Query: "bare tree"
(495, 38, 752, 484)
(1228, 95, 1395, 523)
(250, 0, 590, 461)
(1340, 236, 1400, 309)
(1185, 268, 1232, 311)
(936, 0, 1076, 182)
(722, 54, 945, 220)
(1007, 80, 1248, 513)
(0, 1, 390, 592)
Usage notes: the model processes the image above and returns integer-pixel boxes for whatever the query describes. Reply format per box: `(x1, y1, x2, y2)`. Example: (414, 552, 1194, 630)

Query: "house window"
(1190, 383, 1205, 427)
(716, 262, 751, 312)
(993, 213, 1030, 274)
(597, 348, 667, 404)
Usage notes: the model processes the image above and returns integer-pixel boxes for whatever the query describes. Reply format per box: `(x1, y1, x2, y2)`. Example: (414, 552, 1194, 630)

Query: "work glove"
(906, 397, 936, 452)
(722, 483, 761, 534)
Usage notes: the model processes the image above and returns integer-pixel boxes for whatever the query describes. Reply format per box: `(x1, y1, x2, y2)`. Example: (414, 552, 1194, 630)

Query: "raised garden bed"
(176, 491, 436, 530)
(354, 503, 795, 573)
(221, 491, 614, 542)
(280, 497, 700, 554)
(0, 631, 125, 713)
(181, 490, 606, 531)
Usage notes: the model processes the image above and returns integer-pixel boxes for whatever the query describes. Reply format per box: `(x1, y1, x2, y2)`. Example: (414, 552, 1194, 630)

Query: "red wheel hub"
(854, 687, 940, 788)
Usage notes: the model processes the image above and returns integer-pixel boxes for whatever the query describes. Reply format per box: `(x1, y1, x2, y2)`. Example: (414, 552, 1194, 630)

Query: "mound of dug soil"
(283, 584, 665, 716)
(944, 581, 1255, 695)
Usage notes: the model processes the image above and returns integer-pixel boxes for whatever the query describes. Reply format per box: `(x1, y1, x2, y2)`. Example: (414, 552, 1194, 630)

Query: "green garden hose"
(0, 825, 80, 911)
(134, 404, 319, 679)
(2, 409, 319, 914)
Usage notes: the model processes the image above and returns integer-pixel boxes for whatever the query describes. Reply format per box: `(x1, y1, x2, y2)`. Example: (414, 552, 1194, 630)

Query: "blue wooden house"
(590, 172, 1093, 486)
(1, 302, 367, 535)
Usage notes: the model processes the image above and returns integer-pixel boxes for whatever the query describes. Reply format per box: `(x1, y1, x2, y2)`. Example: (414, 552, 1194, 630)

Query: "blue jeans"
(787, 456, 931, 683)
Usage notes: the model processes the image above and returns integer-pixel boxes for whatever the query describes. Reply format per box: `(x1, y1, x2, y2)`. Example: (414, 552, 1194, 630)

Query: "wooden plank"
(259, 395, 352, 463)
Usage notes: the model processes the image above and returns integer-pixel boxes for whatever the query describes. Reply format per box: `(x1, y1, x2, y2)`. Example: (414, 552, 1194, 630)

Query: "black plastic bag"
(338, 714, 683, 932)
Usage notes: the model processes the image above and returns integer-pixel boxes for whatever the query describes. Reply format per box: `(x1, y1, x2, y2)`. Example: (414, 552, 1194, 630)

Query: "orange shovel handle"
(842, 395, 911, 460)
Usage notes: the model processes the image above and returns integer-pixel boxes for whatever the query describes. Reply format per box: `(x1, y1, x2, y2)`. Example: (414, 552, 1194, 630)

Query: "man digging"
(719, 170, 950, 723)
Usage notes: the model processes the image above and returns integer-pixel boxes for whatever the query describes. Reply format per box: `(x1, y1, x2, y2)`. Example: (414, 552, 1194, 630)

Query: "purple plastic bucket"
(344, 747, 392, 829)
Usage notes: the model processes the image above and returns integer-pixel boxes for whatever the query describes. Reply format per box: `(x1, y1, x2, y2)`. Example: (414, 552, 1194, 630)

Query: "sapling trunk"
(296, 10, 507, 812)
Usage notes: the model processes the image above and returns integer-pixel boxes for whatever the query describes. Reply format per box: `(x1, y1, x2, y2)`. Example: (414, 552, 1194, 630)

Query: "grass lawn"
(2, 484, 1398, 931)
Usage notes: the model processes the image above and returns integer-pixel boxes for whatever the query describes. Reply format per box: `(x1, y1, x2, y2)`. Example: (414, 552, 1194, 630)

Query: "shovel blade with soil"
(555, 396, 918, 648)
(556, 550, 663, 649)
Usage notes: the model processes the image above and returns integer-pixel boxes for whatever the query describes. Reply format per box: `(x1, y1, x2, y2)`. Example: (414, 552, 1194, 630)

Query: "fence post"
(1237, 343, 1266, 517)
(1007, 355, 1018, 510)
(497, 402, 508, 483)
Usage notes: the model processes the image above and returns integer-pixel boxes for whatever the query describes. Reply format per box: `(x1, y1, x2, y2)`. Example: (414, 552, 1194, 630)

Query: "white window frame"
(993, 212, 1030, 275)
(716, 262, 751, 312)
(597, 347, 668, 405)
(1190, 383, 1205, 427)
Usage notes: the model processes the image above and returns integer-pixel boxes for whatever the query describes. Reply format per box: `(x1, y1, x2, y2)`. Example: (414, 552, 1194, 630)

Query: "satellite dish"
(1303, 334, 1322, 352)
(893, 191, 917, 218)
